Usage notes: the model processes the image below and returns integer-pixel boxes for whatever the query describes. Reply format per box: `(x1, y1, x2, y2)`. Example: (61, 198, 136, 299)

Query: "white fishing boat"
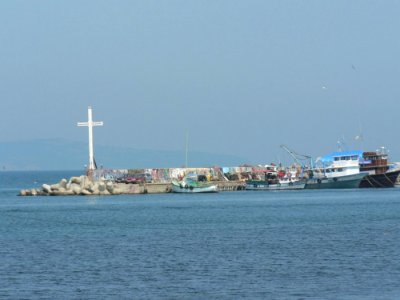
(305, 151, 368, 189)
(171, 132, 218, 193)
(171, 177, 218, 193)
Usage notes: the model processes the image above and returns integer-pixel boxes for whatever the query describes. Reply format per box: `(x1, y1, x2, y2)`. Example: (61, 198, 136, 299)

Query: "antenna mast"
(185, 130, 189, 168)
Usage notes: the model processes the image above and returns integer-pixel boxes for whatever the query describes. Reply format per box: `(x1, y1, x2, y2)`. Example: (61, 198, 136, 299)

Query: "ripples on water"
(0, 171, 400, 299)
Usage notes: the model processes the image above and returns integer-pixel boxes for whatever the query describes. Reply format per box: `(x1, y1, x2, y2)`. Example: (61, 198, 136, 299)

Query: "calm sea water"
(1, 171, 400, 299)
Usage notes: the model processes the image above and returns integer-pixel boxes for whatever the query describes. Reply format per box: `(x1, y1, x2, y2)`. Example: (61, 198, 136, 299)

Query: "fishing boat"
(305, 151, 368, 189)
(359, 148, 400, 188)
(245, 179, 306, 190)
(305, 173, 366, 189)
(245, 171, 306, 190)
(171, 176, 218, 193)
(171, 132, 218, 193)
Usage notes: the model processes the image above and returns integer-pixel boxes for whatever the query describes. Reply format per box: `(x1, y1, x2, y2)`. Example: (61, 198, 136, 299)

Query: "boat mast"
(280, 145, 313, 169)
(355, 122, 364, 151)
(185, 130, 189, 168)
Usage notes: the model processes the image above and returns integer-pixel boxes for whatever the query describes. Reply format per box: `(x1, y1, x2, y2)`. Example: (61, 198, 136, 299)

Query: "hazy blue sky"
(1, 0, 400, 166)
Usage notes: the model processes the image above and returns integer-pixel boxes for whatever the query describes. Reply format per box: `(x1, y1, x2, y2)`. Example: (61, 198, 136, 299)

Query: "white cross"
(77, 106, 103, 171)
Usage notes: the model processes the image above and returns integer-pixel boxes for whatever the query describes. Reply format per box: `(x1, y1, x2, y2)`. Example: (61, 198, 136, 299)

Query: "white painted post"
(77, 106, 103, 171)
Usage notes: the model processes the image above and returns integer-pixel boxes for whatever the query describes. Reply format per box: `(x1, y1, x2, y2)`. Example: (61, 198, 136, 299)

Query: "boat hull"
(171, 183, 218, 193)
(359, 169, 400, 188)
(245, 180, 305, 190)
(305, 173, 366, 189)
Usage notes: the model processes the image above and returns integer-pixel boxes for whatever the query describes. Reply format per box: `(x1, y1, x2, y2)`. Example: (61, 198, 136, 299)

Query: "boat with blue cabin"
(305, 151, 368, 189)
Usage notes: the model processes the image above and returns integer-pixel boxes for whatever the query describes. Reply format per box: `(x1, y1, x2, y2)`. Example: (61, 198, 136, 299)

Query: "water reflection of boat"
(305, 151, 367, 189)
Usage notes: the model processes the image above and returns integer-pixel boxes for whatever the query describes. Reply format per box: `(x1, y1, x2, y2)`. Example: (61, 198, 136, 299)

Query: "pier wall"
(92, 166, 274, 183)
(92, 167, 226, 183)
(115, 181, 245, 194)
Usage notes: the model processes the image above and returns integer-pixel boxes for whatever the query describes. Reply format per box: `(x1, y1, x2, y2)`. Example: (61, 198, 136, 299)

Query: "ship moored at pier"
(304, 151, 368, 189)
(171, 173, 218, 193)
(359, 149, 400, 188)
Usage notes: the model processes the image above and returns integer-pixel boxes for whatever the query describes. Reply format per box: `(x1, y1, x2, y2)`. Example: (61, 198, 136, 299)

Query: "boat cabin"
(313, 151, 362, 178)
(360, 151, 389, 175)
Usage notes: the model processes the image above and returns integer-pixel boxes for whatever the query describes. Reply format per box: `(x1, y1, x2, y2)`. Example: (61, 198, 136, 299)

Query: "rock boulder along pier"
(19, 175, 172, 196)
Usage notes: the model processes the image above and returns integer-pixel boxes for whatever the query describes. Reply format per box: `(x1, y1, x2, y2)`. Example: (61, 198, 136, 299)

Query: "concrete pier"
(129, 181, 245, 194)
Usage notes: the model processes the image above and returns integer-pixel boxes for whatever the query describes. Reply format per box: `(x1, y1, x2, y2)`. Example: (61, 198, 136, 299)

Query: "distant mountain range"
(0, 139, 248, 170)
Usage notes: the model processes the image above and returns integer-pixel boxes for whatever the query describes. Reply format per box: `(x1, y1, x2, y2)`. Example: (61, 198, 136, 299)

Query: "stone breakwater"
(18, 175, 245, 196)
(19, 175, 172, 196)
